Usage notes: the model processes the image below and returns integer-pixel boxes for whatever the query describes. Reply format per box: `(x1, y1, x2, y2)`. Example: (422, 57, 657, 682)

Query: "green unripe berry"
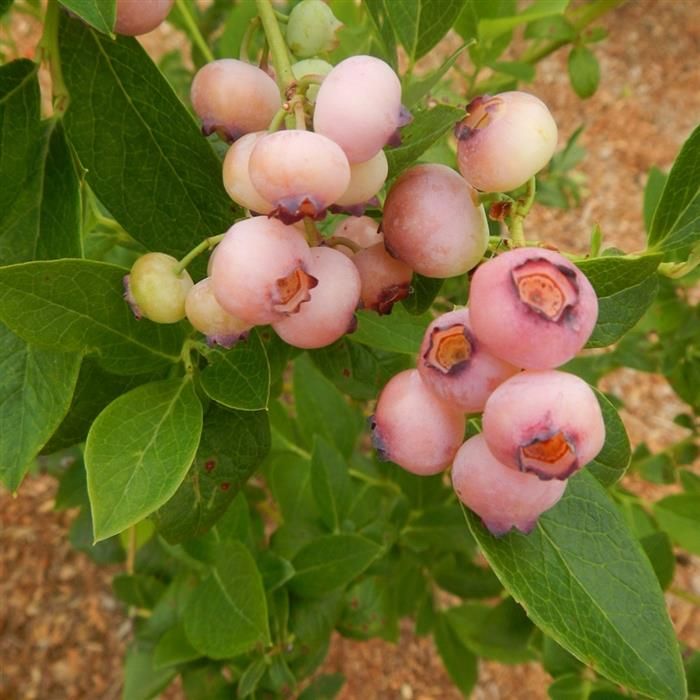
(291, 58, 333, 103)
(286, 0, 342, 58)
(125, 252, 193, 324)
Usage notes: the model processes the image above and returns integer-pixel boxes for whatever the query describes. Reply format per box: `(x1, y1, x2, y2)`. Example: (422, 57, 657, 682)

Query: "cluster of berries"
(119, 0, 604, 536)
(371, 246, 604, 536)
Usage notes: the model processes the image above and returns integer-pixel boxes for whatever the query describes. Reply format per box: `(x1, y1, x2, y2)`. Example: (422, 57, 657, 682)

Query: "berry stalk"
(506, 176, 536, 247)
(174, 0, 214, 63)
(174, 233, 226, 275)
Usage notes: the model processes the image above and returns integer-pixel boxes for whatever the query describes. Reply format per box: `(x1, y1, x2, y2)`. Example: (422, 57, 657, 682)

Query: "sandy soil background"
(1, 1, 699, 698)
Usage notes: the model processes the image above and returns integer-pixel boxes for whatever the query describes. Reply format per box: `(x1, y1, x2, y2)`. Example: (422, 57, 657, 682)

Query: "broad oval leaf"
(653, 494, 700, 556)
(648, 124, 700, 257)
(85, 377, 203, 541)
(467, 470, 686, 700)
(568, 46, 600, 99)
(59, 0, 116, 34)
(0, 260, 184, 374)
(351, 305, 429, 355)
(0, 325, 81, 491)
(199, 330, 270, 411)
(586, 388, 631, 487)
(290, 533, 382, 597)
(578, 253, 661, 348)
(183, 540, 270, 658)
(58, 13, 235, 273)
(310, 436, 352, 531)
(154, 406, 271, 543)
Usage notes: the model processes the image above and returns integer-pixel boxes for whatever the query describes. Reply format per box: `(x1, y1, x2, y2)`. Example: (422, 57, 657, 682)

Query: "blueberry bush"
(1, 0, 699, 698)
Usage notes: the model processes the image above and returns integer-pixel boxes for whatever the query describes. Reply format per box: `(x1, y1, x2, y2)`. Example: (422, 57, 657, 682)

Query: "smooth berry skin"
(352, 243, 412, 315)
(286, 0, 342, 58)
(452, 434, 567, 536)
(371, 369, 465, 476)
(185, 278, 252, 348)
(190, 60, 281, 142)
(469, 247, 598, 369)
(332, 216, 382, 256)
(126, 252, 193, 324)
(273, 246, 361, 349)
(114, 0, 173, 36)
(314, 55, 403, 163)
(418, 308, 519, 413)
(456, 91, 558, 193)
(382, 164, 489, 278)
(335, 150, 388, 207)
(482, 370, 605, 481)
(249, 130, 351, 223)
(211, 217, 315, 326)
(222, 132, 273, 215)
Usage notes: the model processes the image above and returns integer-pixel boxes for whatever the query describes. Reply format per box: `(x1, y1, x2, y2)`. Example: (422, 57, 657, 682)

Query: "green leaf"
(586, 388, 631, 487)
(577, 254, 661, 348)
(293, 353, 362, 458)
(182, 667, 233, 700)
(183, 540, 270, 658)
(467, 471, 686, 700)
(153, 624, 200, 669)
(639, 531, 675, 590)
(85, 377, 203, 541)
(446, 598, 536, 664)
(238, 657, 267, 698)
(199, 330, 271, 411)
(0, 260, 185, 374)
(59, 0, 116, 34)
(433, 556, 502, 599)
(311, 436, 352, 531)
(478, 0, 570, 40)
(44, 359, 157, 453)
(363, 0, 398, 68)
(386, 104, 464, 179)
(384, 0, 464, 61)
(154, 406, 270, 543)
(490, 60, 536, 82)
(434, 615, 478, 696)
(0, 325, 81, 490)
(648, 124, 700, 257)
(568, 46, 600, 99)
(267, 451, 318, 524)
(542, 636, 583, 678)
(0, 0, 14, 18)
(0, 61, 82, 263)
(290, 534, 382, 597)
(653, 494, 700, 556)
(643, 167, 668, 233)
(339, 577, 398, 641)
(402, 43, 471, 108)
(59, 14, 234, 271)
(547, 675, 589, 700)
(402, 273, 443, 315)
(123, 641, 176, 700)
(112, 573, 166, 609)
(352, 305, 429, 354)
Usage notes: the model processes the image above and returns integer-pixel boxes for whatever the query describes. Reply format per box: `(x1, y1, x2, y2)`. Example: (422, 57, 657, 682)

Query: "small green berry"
(286, 0, 342, 58)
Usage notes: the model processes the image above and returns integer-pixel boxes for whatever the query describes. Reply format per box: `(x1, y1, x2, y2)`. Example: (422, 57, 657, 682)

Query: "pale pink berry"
(418, 308, 519, 413)
(370, 369, 465, 476)
(335, 150, 388, 208)
(469, 247, 598, 369)
(382, 164, 489, 278)
(452, 434, 567, 536)
(248, 130, 351, 223)
(114, 0, 173, 36)
(332, 216, 382, 256)
(273, 246, 361, 349)
(190, 59, 281, 142)
(352, 243, 412, 314)
(124, 252, 193, 324)
(314, 55, 405, 163)
(185, 278, 252, 347)
(222, 132, 273, 215)
(482, 370, 605, 481)
(455, 92, 558, 193)
(210, 217, 316, 326)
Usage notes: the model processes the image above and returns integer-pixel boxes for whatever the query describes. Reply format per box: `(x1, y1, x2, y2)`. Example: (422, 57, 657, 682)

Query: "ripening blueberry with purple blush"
(482, 370, 605, 481)
(469, 247, 598, 369)
(352, 243, 413, 315)
(417, 308, 519, 413)
(452, 434, 567, 536)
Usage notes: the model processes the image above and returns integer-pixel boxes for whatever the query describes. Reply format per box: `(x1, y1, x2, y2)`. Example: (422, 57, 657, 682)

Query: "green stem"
(175, 0, 214, 64)
(126, 525, 136, 574)
(239, 16, 261, 61)
(347, 469, 402, 494)
(327, 236, 361, 254)
(506, 177, 536, 247)
(175, 233, 226, 274)
(268, 105, 289, 132)
(38, 0, 69, 115)
(303, 218, 321, 246)
(256, 0, 295, 93)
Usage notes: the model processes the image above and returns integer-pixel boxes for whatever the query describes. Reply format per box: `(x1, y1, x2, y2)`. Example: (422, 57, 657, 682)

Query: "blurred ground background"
(1, 0, 699, 698)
